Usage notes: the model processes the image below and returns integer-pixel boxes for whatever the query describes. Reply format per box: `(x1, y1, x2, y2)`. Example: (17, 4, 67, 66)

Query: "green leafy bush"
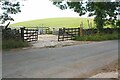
(2, 28, 21, 40)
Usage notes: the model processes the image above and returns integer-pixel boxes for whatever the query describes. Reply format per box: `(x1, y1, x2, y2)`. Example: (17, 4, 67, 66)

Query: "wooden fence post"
(63, 28, 65, 41)
(20, 27, 25, 41)
(80, 27, 83, 36)
(80, 22, 83, 36)
(78, 28, 80, 36)
(58, 28, 60, 41)
(37, 29, 38, 41)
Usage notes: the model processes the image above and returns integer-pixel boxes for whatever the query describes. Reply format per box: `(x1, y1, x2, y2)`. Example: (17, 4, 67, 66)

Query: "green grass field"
(10, 17, 95, 29)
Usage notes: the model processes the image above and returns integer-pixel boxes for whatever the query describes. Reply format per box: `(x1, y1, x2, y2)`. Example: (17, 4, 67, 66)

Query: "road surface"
(2, 40, 118, 78)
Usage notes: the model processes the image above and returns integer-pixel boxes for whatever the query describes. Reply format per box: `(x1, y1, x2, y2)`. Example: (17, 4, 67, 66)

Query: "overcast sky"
(11, 0, 90, 23)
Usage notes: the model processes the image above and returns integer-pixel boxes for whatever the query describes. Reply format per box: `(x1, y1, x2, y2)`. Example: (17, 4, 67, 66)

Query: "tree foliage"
(0, 0, 21, 24)
(51, 0, 120, 31)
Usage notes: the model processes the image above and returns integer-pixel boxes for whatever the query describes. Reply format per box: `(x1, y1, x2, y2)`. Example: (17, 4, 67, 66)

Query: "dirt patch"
(100, 61, 118, 73)
(85, 60, 119, 79)
(30, 35, 94, 49)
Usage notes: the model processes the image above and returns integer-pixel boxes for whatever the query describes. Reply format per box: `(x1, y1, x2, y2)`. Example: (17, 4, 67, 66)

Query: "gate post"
(78, 28, 80, 36)
(80, 27, 83, 37)
(63, 28, 65, 41)
(20, 27, 25, 41)
(80, 22, 83, 36)
(36, 29, 38, 41)
(58, 28, 61, 41)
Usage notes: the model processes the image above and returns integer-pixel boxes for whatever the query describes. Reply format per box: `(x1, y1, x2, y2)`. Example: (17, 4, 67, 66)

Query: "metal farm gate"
(20, 27, 38, 42)
(58, 28, 80, 41)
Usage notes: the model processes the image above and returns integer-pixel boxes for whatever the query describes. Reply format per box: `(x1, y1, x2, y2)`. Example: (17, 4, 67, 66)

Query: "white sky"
(11, 0, 90, 23)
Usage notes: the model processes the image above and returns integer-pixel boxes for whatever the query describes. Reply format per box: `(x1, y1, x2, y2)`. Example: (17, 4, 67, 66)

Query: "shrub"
(2, 28, 30, 50)
(2, 28, 21, 40)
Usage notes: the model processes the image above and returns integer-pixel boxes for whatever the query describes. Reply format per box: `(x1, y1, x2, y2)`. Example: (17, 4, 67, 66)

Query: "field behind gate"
(10, 17, 95, 29)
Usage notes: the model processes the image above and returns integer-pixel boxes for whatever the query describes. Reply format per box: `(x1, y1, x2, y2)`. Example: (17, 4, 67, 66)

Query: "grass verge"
(74, 32, 119, 41)
(2, 39, 30, 50)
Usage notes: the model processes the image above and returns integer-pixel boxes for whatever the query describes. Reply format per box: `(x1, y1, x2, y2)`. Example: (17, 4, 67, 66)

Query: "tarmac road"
(2, 40, 118, 78)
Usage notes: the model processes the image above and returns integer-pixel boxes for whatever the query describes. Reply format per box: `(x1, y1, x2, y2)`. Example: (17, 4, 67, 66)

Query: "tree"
(0, 0, 21, 24)
(51, 0, 120, 31)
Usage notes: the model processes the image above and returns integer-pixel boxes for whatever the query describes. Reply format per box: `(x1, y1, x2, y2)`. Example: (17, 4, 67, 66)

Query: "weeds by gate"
(58, 28, 80, 41)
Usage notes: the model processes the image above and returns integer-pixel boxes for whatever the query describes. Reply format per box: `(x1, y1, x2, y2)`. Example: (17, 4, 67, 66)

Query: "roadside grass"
(2, 39, 30, 50)
(74, 32, 119, 41)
